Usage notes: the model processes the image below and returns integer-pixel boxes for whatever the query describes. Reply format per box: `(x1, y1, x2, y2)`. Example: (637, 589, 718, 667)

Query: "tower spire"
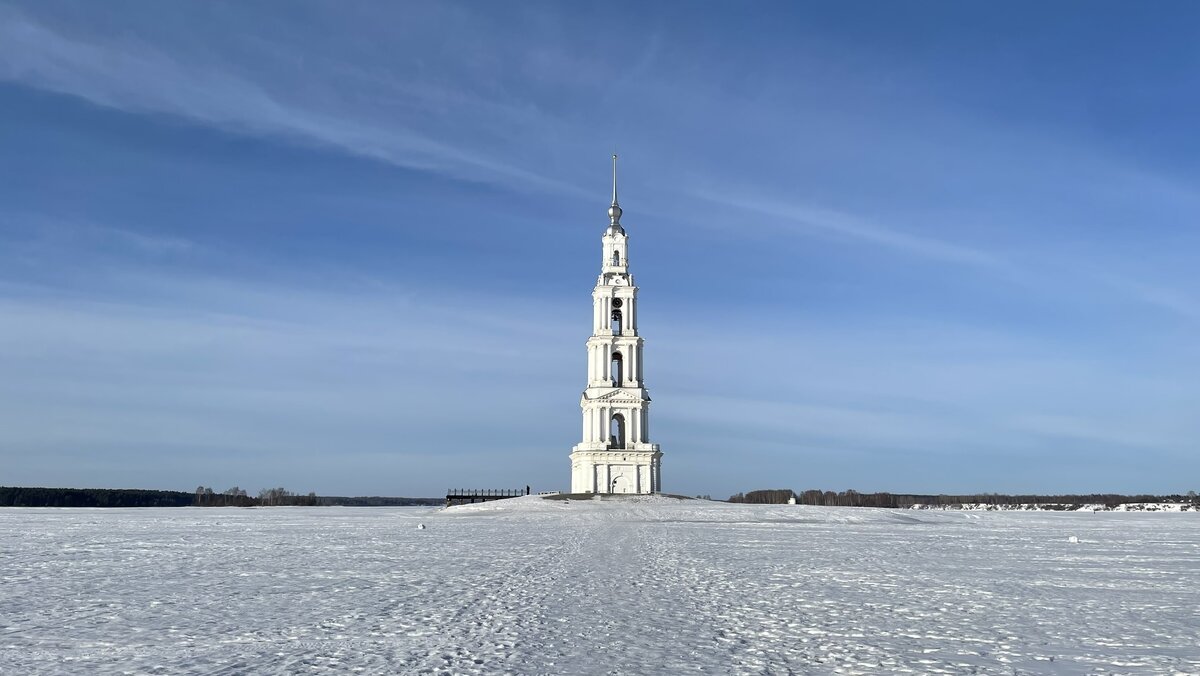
(608, 153, 623, 227)
(611, 153, 619, 206)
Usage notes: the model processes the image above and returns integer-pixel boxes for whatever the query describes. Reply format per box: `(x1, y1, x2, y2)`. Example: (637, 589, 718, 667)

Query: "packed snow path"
(2, 496, 1199, 674)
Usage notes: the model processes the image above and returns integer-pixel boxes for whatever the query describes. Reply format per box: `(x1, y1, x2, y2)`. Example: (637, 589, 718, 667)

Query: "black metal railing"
(445, 488, 529, 507)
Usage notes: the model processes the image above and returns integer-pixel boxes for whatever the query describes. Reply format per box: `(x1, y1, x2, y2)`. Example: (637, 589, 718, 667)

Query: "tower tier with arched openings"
(569, 155, 663, 494)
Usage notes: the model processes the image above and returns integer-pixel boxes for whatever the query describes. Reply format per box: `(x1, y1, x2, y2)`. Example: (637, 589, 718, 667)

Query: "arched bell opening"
(612, 250, 621, 266)
(610, 352, 623, 385)
(611, 309, 622, 335)
(609, 413, 626, 449)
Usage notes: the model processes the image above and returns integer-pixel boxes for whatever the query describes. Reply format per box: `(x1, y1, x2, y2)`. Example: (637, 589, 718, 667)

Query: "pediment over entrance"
(589, 388, 646, 403)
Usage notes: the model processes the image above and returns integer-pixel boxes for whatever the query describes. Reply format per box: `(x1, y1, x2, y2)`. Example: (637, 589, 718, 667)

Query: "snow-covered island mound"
(3, 500, 1198, 674)
(444, 492, 941, 526)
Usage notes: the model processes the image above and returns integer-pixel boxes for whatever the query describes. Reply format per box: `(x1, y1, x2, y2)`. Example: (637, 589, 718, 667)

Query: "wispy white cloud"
(1007, 413, 1182, 451)
(699, 193, 1005, 268)
(0, 215, 198, 255)
(689, 190, 1200, 327)
(0, 5, 585, 196)
(1100, 276, 1200, 321)
(661, 393, 986, 448)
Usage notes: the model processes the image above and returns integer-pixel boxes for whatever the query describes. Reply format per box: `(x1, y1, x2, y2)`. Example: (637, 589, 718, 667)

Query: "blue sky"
(1, 1, 1197, 497)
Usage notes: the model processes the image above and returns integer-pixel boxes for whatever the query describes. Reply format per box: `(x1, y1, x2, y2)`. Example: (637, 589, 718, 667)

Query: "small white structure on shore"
(569, 156, 663, 495)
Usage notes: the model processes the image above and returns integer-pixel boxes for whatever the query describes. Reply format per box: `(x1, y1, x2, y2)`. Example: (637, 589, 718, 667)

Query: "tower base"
(569, 448, 662, 494)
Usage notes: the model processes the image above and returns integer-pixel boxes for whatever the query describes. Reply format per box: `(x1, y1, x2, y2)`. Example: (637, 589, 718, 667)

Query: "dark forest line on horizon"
(730, 488, 1200, 509)
(0, 486, 442, 508)
(4, 485, 1200, 509)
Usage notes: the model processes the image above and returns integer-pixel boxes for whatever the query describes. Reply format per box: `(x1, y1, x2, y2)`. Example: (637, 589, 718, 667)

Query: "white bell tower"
(569, 155, 663, 494)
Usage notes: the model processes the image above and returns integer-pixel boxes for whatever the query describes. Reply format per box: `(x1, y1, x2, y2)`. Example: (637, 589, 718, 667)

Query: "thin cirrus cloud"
(2, 2, 1189, 318)
(699, 193, 1005, 269)
(685, 184, 1199, 324)
(0, 5, 583, 197)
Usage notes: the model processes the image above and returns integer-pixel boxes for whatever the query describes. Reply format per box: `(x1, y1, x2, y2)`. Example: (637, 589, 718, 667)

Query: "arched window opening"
(610, 352, 623, 385)
(610, 413, 626, 449)
(611, 309, 622, 335)
(612, 250, 621, 266)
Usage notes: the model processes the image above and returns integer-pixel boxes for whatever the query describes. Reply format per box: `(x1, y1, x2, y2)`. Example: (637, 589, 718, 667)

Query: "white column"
(621, 342, 629, 386)
(637, 343, 644, 382)
(628, 344, 637, 386)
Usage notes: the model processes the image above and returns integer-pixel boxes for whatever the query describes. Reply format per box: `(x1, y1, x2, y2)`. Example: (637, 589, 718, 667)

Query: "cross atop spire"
(608, 153, 623, 227)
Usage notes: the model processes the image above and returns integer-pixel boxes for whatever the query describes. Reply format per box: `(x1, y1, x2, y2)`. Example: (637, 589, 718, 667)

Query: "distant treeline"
(0, 486, 193, 508)
(202, 486, 319, 507)
(728, 488, 1200, 508)
(0, 486, 438, 508)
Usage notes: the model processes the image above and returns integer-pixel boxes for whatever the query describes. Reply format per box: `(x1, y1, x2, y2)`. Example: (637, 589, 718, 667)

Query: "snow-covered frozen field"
(2, 496, 1198, 675)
